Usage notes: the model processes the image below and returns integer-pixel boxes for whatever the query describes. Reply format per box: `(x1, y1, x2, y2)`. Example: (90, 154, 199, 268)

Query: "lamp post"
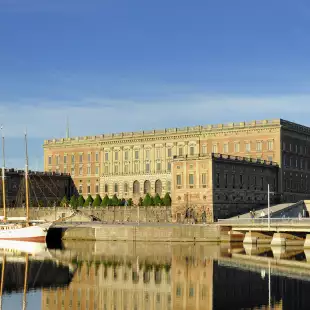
(268, 184, 275, 229)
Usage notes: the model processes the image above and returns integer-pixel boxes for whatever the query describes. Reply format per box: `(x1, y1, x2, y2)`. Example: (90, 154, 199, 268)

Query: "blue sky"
(1, 0, 310, 169)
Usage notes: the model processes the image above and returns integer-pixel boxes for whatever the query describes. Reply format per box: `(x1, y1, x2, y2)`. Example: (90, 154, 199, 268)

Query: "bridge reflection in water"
(37, 241, 310, 310)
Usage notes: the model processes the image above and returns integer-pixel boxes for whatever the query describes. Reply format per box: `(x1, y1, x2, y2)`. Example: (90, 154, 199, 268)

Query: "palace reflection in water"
(36, 242, 310, 310)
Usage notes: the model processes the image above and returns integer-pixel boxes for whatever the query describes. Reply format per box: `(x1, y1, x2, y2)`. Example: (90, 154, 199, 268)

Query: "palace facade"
(43, 119, 310, 216)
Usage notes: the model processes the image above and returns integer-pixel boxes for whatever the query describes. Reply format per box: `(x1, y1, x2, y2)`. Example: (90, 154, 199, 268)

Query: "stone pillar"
(243, 231, 272, 245)
(271, 232, 305, 246)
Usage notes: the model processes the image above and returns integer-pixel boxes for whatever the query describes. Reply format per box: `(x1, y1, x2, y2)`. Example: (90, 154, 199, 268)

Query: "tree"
(78, 195, 85, 207)
(154, 193, 162, 206)
(101, 194, 110, 207)
(138, 197, 143, 206)
(93, 194, 102, 207)
(120, 198, 126, 206)
(127, 198, 133, 206)
(111, 194, 119, 206)
(84, 194, 94, 207)
(150, 196, 155, 206)
(143, 193, 152, 207)
(163, 192, 172, 206)
(60, 196, 69, 208)
(69, 195, 78, 209)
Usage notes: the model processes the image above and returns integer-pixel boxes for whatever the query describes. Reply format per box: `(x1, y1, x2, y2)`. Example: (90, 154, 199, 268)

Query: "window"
(201, 173, 207, 185)
(300, 146, 303, 154)
(104, 165, 109, 174)
(79, 167, 83, 175)
(216, 173, 220, 187)
(63, 167, 67, 174)
(56, 168, 60, 174)
(232, 175, 235, 188)
(189, 174, 194, 185)
(134, 162, 139, 173)
(240, 175, 243, 187)
(48, 168, 52, 173)
(146, 150, 150, 160)
(268, 156, 273, 162)
(87, 166, 91, 175)
(48, 156, 52, 165)
(212, 144, 218, 153)
(202, 145, 207, 154)
(223, 144, 228, 154)
(125, 150, 129, 161)
(105, 152, 109, 161)
(135, 150, 139, 159)
(168, 148, 172, 157)
(145, 163, 150, 173)
(290, 157, 292, 167)
(167, 162, 171, 172)
(71, 154, 75, 163)
(87, 153, 91, 162)
(189, 146, 194, 156)
(245, 143, 251, 153)
(114, 183, 118, 193)
(115, 151, 118, 161)
(301, 159, 304, 169)
(261, 176, 264, 189)
(79, 154, 83, 163)
(104, 184, 108, 192)
(283, 142, 286, 150)
(95, 166, 99, 175)
(156, 148, 161, 159)
(95, 184, 99, 193)
(267, 141, 274, 151)
(56, 155, 60, 165)
(87, 185, 90, 194)
(71, 167, 75, 175)
(179, 147, 183, 156)
(176, 175, 182, 186)
(124, 183, 129, 192)
(234, 143, 240, 153)
(64, 155, 67, 164)
(296, 158, 298, 168)
(166, 181, 171, 192)
(296, 145, 298, 153)
(114, 165, 118, 174)
(95, 152, 99, 162)
(156, 162, 161, 172)
(290, 143, 292, 151)
(256, 141, 262, 152)
(124, 164, 129, 173)
(225, 174, 228, 187)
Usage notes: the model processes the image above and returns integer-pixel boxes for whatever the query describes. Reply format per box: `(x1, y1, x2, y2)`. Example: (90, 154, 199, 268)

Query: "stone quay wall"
(61, 223, 221, 242)
(2, 206, 172, 223)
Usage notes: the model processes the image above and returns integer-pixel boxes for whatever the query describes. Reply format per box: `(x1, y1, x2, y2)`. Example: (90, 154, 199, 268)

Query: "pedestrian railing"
(217, 218, 310, 225)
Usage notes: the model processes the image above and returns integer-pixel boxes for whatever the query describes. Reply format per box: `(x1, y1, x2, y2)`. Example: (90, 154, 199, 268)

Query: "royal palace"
(43, 119, 310, 221)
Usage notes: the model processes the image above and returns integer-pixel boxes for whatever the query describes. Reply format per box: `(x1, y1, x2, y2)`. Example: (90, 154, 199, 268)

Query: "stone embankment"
(58, 223, 222, 242)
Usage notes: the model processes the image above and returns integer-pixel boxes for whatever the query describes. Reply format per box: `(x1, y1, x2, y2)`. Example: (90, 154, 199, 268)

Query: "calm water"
(1, 242, 310, 309)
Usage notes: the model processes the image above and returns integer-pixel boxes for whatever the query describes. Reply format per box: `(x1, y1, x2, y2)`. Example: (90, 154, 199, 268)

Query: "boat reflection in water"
(0, 243, 76, 310)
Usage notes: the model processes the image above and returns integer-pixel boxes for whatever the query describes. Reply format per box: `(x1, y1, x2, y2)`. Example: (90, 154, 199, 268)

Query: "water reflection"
(2, 242, 310, 309)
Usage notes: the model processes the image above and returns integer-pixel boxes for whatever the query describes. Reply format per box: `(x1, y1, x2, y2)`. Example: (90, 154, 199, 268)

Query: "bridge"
(219, 218, 310, 247)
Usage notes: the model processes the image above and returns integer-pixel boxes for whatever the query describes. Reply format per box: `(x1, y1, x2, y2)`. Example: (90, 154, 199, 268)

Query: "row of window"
(176, 174, 207, 187)
(47, 140, 275, 166)
(283, 142, 309, 154)
(283, 156, 308, 170)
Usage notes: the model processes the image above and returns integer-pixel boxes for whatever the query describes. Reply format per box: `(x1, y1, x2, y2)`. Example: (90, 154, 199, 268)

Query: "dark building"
(0, 169, 73, 208)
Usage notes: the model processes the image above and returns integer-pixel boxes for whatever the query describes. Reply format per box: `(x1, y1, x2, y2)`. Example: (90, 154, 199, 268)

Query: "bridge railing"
(218, 218, 310, 225)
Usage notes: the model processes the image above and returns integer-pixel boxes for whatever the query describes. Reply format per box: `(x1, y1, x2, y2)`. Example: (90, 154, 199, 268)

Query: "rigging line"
(47, 173, 61, 196)
(28, 176, 39, 207)
(31, 260, 44, 288)
(30, 175, 49, 206)
(36, 173, 59, 199)
(14, 176, 24, 208)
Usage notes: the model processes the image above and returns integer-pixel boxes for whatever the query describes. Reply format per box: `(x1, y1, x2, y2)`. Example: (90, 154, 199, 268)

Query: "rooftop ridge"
(44, 118, 282, 145)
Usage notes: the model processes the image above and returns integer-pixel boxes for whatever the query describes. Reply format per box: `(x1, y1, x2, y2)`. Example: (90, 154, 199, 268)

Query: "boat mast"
(22, 254, 29, 310)
(1, 126, 6, 221)
(24, 132, 29, 224)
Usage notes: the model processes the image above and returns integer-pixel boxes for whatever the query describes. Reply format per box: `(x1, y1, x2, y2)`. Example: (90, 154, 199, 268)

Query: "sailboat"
(0, 129, 52, 243)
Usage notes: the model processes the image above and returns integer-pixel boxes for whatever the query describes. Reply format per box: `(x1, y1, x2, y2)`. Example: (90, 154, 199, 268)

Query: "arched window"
(104, 184, 108, 193)
(124, 182, 129, 193)
(114, 183, 118, 193)
(133, 180, 140, 194)
(155, 180, 162, 195)
(144, 180, 151, 194)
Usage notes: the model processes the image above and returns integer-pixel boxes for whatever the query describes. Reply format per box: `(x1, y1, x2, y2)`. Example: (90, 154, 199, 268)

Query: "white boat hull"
(0, 222, 51, 243)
